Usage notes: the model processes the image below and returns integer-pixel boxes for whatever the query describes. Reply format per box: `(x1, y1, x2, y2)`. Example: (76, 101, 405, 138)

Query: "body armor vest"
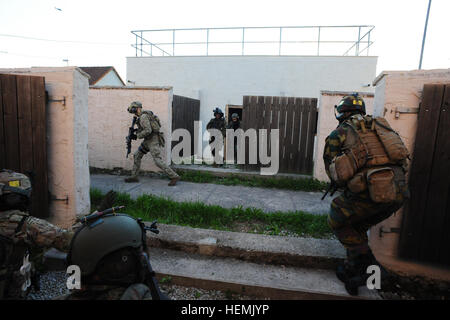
(329, 114, 409, 202)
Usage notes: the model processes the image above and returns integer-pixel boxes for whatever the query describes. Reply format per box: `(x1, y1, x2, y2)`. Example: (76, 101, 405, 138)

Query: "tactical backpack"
(329, 114, 409, 203)
(141, 111, 165, 147)
(141, 111, 161, 133)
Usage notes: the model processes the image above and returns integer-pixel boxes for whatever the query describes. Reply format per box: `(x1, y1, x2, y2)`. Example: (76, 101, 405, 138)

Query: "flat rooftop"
(131, 25, 375, 58)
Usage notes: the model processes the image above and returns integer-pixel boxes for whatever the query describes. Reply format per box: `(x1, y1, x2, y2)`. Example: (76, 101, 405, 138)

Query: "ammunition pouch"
(347, 171, 367, 194)
(374, 118, 409, 161)
(366, 167, 397, 203)
(329, 153, 357, 185)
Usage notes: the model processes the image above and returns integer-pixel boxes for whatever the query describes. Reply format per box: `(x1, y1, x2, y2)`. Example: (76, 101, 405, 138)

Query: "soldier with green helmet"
(323, 93, 409, 295)
(0, 169, 73, 299)
(125, 101, 180, 186)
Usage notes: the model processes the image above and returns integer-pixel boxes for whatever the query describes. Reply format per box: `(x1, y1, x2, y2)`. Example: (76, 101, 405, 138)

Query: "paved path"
(90, 174, 333, 215)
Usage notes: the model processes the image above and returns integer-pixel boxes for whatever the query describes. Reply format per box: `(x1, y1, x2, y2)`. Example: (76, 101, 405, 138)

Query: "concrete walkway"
(90, 174, 332, 215)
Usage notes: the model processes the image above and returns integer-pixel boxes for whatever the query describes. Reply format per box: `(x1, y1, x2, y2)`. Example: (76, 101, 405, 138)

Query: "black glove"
(130, 133, 137, 140)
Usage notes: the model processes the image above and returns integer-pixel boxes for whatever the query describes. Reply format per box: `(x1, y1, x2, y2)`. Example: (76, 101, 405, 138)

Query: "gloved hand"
(130, 133, 137, 140)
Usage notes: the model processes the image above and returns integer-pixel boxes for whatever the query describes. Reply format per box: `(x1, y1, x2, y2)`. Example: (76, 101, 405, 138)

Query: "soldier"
(226, 113, 241, 162)
(0, 169, 73, 299)
(323, 94, 409, 295)
(59, 212, 168, 300)
(227, 113, 240, 130)
(125, 101, 180, 186)
(206, 107, 226, 164)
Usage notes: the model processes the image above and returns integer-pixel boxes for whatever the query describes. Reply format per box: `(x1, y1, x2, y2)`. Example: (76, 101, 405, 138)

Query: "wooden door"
(399, 83, 450, 266)
(0, 74, 48, 218)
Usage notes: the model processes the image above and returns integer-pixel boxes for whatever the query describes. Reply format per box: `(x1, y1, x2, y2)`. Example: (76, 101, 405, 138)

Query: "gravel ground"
(160, 283, 267, 300)
(27, 271, 70, 300)
(26, 271, 265, 300)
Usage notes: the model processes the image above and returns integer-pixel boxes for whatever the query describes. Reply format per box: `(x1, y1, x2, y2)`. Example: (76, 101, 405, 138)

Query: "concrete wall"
(313, 91, 374, 182)
(0, 67, 91, 228)
(88, 86, 173, 173)
(127, 55, 377, 154)
(369, 69, 450, 281)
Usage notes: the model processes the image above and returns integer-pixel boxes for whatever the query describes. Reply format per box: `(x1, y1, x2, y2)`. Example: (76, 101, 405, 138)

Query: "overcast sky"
(0, 0, 448, 80)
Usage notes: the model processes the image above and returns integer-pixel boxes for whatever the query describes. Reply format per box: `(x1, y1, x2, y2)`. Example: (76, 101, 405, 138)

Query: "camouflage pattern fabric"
(0, 210, 73, 253)
(207, 117, 226, 158)
(328, 190, 404, 255)
(207, 117, 226, 136)
(1, 210, 74, 299)
(323, 117, 406, 256)
(131, 111, 179, 180)
(57, 283, 153, 300)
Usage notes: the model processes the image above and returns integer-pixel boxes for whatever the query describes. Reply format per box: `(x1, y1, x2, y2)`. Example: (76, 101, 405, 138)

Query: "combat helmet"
(213, 107, 224, 117)
(127, 101, 143, 114)
(67, 214, 145, 283)
(231, 113, 239, 120)
(334, 94, 366, 121)
(0, 169, 32, 211)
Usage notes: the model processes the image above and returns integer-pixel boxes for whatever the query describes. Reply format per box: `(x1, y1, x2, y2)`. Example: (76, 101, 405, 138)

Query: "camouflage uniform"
(131, 111, 179, 180)
(207, 117, 226, 159)
(58, 283, 153, 300)
(0, 210, 73, 299)
(323, 121, 407, 257)
(226, 116, 241, 161)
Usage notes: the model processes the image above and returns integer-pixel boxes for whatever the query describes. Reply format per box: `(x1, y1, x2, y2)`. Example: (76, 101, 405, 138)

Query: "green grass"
(90, 188, 332, 239)
(177, 170, 328, 193)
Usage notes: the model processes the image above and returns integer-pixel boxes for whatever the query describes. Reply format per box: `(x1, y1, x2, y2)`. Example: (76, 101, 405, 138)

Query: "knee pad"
(138, 143, 150, 155)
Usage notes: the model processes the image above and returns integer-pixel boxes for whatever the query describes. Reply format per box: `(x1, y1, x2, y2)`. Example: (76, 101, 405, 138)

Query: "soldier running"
(125, 101, 180, 186)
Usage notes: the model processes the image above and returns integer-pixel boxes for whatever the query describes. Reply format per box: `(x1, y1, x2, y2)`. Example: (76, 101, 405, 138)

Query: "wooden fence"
(172, 95, 200, 157)
(241, 96, 318, 174)
(0, 74, 48, 218)
(399, 83, 450, 267)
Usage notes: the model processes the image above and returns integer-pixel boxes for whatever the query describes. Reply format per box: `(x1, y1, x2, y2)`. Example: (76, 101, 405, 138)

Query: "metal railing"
(131, 25, 374, 57)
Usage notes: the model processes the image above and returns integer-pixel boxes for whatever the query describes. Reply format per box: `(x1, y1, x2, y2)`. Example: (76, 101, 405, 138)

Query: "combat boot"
(124, 176, 139, 183)
(168, 177, 180, 186)
(336, 251, 374, 296)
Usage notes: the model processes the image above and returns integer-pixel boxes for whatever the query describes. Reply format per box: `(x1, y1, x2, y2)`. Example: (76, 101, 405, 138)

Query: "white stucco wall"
(73, 69, 91, 218)
(127, 55, 377, 154)
(313, 91, 374, 182)
(0, 67, 91, 228)
(88, 87, 173, 173)
(94, 69, 124, 87)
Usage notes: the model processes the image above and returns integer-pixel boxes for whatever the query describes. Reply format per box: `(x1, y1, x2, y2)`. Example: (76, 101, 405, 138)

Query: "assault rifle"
(321, 181, 338, 200)
(135, 218, 170, 300)
(77, 206, 125, 224)
(126, 116, 138, 158)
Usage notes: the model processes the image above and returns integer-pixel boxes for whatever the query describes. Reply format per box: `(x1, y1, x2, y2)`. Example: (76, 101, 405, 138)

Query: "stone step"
(150, 247, 380, 300)
(146, 223, 346, 270)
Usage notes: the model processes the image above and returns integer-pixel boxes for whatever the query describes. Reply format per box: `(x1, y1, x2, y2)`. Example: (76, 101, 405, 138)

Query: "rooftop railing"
(131, 25, 374, 57)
